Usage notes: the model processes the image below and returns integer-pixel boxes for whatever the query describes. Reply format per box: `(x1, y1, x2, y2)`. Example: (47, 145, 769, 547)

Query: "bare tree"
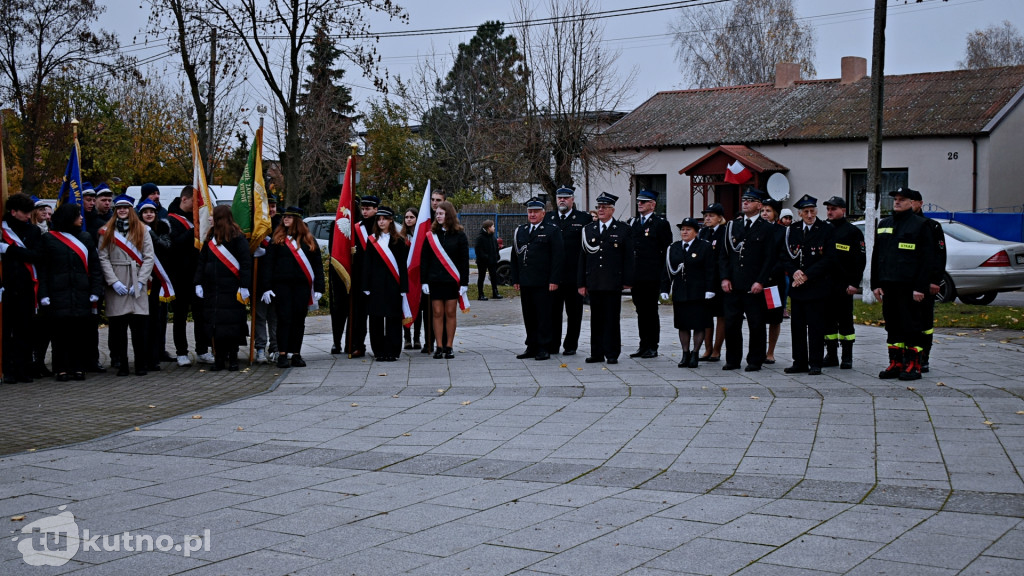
(671, 0, 816, 88)
(960, 20, 1024, 69)
(205, 0, 406, 202)
(514, 0, 638, 195)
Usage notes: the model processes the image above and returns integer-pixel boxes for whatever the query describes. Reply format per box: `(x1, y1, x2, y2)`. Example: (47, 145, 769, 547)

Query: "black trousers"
(791, 297, 826, 368)
(147, 292, 168, 365)
(275, 286, 309, 354)
(550, 283, 583, 353)
(521, 285, 553, 352)
(3, 295, 35, 378)
(588, 290, 623, 361)
(723, 291, 767, 367)
(108, 314, 148, 368)
(52, 316, 92, 374)
(172, 290, 208, 355)
(329, 270, 350, 349)
(477, 261, 501, 296)
(33, 315, 50, 367)
(369, 314, 403, 358)
(348, 289, 368, 352)
(824, 289, 856, 341)
(632, 280, 662, 351)
(880, 282, 929, 350)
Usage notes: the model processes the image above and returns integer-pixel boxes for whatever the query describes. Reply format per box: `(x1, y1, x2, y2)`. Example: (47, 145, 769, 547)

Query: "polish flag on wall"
(764, 285, 783, 309)
(724, 160, 753, 185)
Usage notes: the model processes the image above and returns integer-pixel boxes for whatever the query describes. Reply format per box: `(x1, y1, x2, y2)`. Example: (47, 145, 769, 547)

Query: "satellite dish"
(767, 173, 790, 201)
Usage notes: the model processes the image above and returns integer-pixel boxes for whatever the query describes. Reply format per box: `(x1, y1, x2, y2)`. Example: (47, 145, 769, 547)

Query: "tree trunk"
(862, 0, 887, 305)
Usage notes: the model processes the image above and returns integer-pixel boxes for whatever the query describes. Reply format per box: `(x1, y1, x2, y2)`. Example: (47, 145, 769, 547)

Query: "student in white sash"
(261, 206, 324, 369)
(138, 199, 174, 372)
(98, 195, 155, 377)
(362, 206, 409, 362)
(38, 204, 104, 381)
(420, 200, 469, 359)
(194, 205, 252, 372)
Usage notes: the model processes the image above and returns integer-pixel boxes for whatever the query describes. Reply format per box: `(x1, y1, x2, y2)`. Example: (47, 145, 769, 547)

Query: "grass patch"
(853, 300, 1024, 330)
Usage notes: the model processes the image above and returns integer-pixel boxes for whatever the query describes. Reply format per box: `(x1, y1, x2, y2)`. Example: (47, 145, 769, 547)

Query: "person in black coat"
(261, 207, 325, 368)
(474, 219, 502, 300)
(913, 196, 946, 373)
(420, 200, 469, 359)
(347, 195, 378, 358)
(760, 199, 787, 365)
(782, 195, 836, 375)
(194, 205, 252, 372)
(511, 198, 564, 361)
(697, 203, 727, 362)
(545, 187, 593, 356)
(629, 189, 673, 358)
(138, 199, 174, 372)
(719, 188, 777, 372)
(2, 193, 43, 383)
(401, 207, 422, 350)
(37, 203, 104, 381)
(362, 207, 409, 362)
(166, 189, 211, 366)
(577, 193, 635, 364)
(661, 218, 716, 368)
(823, 196, 866, 370)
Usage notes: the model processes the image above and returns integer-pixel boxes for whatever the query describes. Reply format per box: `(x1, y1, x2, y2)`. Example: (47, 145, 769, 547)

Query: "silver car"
(856, 220, 1024, 305)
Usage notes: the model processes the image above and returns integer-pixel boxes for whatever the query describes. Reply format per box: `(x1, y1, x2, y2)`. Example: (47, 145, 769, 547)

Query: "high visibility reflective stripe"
(890, 343, 905, 349)
(909, 346, 923, 352)
(835, 243, 850, 251)
(839, 333, 856, 341)
(923, 328, 934, 335)
(898, 242, 916, 250)
(878, 227, 893, 234)
(825, 334, 839, 341)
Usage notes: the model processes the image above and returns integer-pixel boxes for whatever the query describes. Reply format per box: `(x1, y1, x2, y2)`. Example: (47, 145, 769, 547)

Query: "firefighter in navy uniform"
(913, 196, 946, 373)
(782, 194, 836, 376)
(545, 186, 591, 356)
(822, 196, 866, 369)
(871, 187, 935, 381)
(719, 188, 777, 372)
(578, 193, 635, 364)
(512, 198, 564, 361)
(697, 203, 727, 362)
(628, 189, 673, 358)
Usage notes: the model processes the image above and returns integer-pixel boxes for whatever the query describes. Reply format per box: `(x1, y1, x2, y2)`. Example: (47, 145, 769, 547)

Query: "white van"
(123, 185, 237, 207)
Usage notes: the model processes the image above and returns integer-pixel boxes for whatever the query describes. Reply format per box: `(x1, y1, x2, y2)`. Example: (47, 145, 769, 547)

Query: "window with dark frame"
(845, 169, 908, 218)
(634, 174, 667, 217)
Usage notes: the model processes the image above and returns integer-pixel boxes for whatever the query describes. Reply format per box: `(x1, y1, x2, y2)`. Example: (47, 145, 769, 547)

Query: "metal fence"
(460, 204, 534, 259)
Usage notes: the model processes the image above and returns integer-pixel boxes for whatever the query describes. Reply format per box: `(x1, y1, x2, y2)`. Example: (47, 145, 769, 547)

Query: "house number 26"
(947, 152, 959, 160)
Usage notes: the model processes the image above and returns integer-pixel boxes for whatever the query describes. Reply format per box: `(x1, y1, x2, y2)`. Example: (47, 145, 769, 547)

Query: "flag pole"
(249, 107, 267, 365)
(346, 143, 357, 356)
(0, 122, 8, 379)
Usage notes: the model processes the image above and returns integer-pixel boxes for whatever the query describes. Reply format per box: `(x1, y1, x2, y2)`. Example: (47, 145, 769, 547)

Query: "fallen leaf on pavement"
(560, 363, 567, 368)
(11, 515, 25, 522)
(351, 403, 359, 407)
(191, 415, 202, 419)
(936, 382, 946, 386)
(906, 386, 916, 391)
(237, 427, 244, 431)
(750, 396, 759, 400)
(378, 373, 387, 376)
(392, 395, 400, 398)
(984, 420, 994, 426)
(402, 433, 411, 436)
(721, 387, 728, 392)
(461, 401, 471, 405)
(148, 405, 156, 408)
(134, 427, 140, 431)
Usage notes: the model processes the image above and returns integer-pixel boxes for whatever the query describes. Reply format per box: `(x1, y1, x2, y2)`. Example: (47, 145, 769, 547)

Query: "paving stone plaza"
(2, 299, 1023, 575)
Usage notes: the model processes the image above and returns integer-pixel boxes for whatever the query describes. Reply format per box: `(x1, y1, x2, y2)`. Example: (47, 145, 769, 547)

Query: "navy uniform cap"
(360, 195, 380, 207)
(889, 187, 922, 201)
(676, 217, 701, 231)
(555, 187, 574, 197)
(376, 206, 394, 218)
(113, 194, 135, 208)
(793, 194, 817, 209)
(595, 192, 619, 205)
(741, 188, 767, 202)
(701, 203, 724, 216)
(764, 198, 783, 213)
(95, 182, 113, 197)
(823, 196, 847, 208)
(524, 197, 545, 210)
(282, 206, 304, 217)
(136, 198, 158, 213)
(637, 189, 657, 202)
(267, 193, 279, 204)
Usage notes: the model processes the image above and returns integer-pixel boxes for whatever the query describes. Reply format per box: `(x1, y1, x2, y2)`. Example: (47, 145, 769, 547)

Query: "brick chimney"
(775, 62, 801, 88)
(840, 56, 867, 84)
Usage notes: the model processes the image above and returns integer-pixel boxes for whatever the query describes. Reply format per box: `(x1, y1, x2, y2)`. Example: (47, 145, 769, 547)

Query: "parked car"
(495, 246, 514, 286)
(855, 220, 1024, 305)
(304, 214, 334, 250)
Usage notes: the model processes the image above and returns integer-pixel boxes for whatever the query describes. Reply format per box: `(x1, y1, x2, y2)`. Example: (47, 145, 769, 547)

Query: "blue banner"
(56, 141, 84, 229)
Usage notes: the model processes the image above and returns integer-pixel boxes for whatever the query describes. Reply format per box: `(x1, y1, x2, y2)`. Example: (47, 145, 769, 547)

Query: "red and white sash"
(208, 238, 240, 277)
(426, 232, 470, 311)
(52, 231, 89, 272)
(2, 221, 39, 307)
(285, 237, 316, 306)
(112, 230, 144, 266)
(355, 222, 369, 250)
(168, 213, 194, 230)
(369, 234, 413, 319)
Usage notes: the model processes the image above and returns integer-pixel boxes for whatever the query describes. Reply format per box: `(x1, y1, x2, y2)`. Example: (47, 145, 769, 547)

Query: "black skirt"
(428, 281, 460, 301)
(673, 300, 712, 331)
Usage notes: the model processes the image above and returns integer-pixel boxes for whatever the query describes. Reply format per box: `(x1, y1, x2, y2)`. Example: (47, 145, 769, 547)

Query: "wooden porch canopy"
(679, 145, 788, 219)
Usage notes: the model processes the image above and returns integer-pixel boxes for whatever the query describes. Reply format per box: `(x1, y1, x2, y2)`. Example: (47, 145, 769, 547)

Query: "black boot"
(477, 288, 488, 301)
(444, 346, 455, 359)
(840, 341, 854, 370)
(228, 352, 239, 371)
(688, 349, 699, 368)
(879, 346, 903, 379)
(899, 348, 922, 381)
(678, 351, 690, 368)
(920, 349, 930, 373)
(822, 341, 840, 367)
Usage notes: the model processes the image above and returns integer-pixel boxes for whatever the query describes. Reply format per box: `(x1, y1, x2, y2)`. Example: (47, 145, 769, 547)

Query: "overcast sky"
(106, 0, 1024, 122)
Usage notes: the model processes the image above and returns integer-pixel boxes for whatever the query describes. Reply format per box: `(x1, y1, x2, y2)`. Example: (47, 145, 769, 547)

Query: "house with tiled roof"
(592, 58, 1024, 222)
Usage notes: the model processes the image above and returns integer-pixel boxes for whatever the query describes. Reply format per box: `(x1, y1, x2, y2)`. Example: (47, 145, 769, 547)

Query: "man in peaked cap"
(347, 195, 379, 357)
(545, 186, 591, 356)
(512, 198, 564, 361)
(628, 189, 673, 359)
(698, 202, 727, 362)
(782, 194, 835, 376)
(719, 187, 776, 372)
(871, 187, 934, 381)
(822, 195, 865, 369)
(578, 192, 634, 364)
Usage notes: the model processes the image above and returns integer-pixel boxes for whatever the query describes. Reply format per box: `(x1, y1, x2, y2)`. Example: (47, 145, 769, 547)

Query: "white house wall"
(984, 98, 1024, 212)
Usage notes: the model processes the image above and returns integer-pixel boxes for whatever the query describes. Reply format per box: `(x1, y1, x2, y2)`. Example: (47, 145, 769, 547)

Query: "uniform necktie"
(561, 214, 566, 221)
(744, 219, 752, 231)
(601, 223, 607, 234)
(530, 225, 536, 234)
(683, 242, 690, 252)
(804, 225, 810, 233)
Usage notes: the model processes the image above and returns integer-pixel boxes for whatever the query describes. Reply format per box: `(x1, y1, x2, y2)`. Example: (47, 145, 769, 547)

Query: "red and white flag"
(191, 131, 215, 249)
(724, 160, 753, 185)
(330, 154, 355, 292)
(764, 285, 783, 309)
(405, 181, 435, 327)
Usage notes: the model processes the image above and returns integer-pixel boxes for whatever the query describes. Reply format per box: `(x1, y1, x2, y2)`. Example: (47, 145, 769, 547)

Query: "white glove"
(459, 286, 468, 296)
(0, 242, 8, 254)
(40, 297, 51, 306)
(313, 292, 322, 301)
(261, 290, 275, 304)
(253, 246, 266, 257)
(421, 284, 430, 295)
(195, 285, 204, 298)
(112, 281, 129, 296)
(363, 290, 370, 296)
(0, 286, 5, 302)
(137, 281, 146, 295)
(660, 293, 669, 301)
(705, 291, 715, 299)
(89, 294, 99, 303)
(239, 287, 250, 301)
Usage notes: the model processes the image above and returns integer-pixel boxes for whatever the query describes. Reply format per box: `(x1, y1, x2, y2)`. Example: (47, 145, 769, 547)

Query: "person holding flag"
(167, 186, 211, 366)
(347, 195, 379, 358)
(420, 200, 469, 359)
(2, 193, 44, 383)
(98, 195, 155, 377)
(362, 206, 409, 362)
(760, 198, 787, 365)
(37, 203, 104, 381)
(261, 206, 324, 368)
(195, 205, 252, 372)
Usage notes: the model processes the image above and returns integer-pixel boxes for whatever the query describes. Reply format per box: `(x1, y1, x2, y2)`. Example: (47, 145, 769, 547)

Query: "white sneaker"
(177, 355, 192, 367)
(197, 352, 215, 364)
(255, 350, 267, 364)
(268, 351, 278, 363)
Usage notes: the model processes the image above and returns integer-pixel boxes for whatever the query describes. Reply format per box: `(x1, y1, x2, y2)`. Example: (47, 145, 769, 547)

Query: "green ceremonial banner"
(232, 127, 272, 252)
